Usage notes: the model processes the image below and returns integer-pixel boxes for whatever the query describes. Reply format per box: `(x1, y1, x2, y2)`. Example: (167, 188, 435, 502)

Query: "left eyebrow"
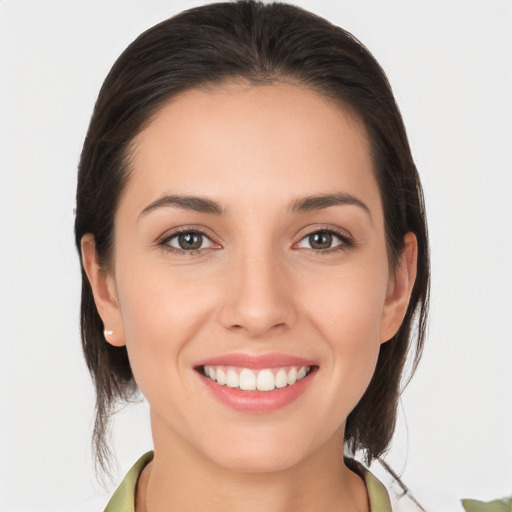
(289, 193, 372, 222)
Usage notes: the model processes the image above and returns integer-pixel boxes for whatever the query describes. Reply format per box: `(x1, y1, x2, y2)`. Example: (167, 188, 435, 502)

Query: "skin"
(82, 82, 417, 512)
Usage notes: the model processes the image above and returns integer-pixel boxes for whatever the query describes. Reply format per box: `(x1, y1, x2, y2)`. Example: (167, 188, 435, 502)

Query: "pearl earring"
(104, 329, 114, 338)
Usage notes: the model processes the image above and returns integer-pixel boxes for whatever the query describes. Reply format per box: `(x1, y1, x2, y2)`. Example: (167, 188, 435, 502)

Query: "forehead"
(125, 82, 379, 216)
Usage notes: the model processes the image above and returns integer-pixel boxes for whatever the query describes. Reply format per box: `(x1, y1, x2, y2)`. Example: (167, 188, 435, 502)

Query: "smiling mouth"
(200, 365, 313, 392)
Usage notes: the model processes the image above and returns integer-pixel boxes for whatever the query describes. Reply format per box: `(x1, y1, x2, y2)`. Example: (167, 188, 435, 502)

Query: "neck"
(136, 413, 369, 512)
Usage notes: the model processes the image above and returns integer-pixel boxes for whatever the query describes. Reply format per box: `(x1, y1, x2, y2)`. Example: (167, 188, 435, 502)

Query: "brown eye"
(297, 230, 345, 251)
(178, 233, 202, 250)
(309, 231, 333, 250)
(167, 231, 213, 251)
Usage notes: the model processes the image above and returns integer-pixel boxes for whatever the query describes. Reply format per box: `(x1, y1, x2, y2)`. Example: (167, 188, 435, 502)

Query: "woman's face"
(85, 82, 415, 473)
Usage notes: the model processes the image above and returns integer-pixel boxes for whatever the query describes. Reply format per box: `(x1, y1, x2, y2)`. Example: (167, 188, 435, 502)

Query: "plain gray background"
(1, 1, 511, 511)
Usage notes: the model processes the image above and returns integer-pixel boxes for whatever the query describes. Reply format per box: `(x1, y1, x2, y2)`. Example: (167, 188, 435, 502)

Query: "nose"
(218, 248, 297, 338)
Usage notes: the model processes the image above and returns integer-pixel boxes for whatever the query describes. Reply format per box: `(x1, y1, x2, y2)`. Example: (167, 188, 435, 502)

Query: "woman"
(75, 2, 429, 510)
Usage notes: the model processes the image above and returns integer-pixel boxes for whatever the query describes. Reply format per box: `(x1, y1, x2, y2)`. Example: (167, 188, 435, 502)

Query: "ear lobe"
(80, 234, 126, 347)
(380, 232, 418, 344)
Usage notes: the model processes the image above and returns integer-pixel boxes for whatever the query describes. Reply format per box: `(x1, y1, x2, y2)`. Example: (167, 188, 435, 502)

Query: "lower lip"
(199, 368, 316, 413)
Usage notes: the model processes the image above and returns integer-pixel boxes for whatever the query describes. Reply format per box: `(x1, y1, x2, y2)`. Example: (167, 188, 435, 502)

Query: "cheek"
(118, 257, 216, 331)
(114, 263, 216, 397)
(303, 260, 388, 344)
(300, 261, 388, 399)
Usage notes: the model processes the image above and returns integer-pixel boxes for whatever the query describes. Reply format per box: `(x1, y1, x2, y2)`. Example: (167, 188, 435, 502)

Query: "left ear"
(380, 232, 418, 344)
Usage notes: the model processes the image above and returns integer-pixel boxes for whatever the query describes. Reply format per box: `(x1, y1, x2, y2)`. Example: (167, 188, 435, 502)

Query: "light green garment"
(104, 452, 154, 512)
(103, 451, 392, 512)
(461, 497, 512, 512)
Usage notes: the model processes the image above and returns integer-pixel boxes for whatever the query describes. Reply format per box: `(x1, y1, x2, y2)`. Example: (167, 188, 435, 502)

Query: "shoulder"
(346, 458, 394, 512)
(104, 452, 154, 512)
(461, 497, 512, 512)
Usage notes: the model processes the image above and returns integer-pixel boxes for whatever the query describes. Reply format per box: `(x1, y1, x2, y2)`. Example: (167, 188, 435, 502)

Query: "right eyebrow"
(138, 194, 224, 220)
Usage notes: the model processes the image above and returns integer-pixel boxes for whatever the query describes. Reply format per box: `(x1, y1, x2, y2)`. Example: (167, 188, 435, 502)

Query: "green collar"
(104, 451, 392, 512)
(104, 452, 154, 512)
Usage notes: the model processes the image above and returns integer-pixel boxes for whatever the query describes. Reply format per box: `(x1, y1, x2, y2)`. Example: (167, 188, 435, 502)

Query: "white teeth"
(275, 368, 288, 388)
(287, 367, 297, 385)
(216, 368, 226, 385)
(226, 369, 239, 388)
(257, 369, 275, 391)
(202, 365, 311, 392)
(239, 368, 256, 390)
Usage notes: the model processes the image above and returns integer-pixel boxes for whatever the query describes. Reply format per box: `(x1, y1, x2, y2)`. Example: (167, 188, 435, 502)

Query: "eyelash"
(157, 226, 354, 255)
(157, 227, 220, 255)
(294, 226, 354, 255)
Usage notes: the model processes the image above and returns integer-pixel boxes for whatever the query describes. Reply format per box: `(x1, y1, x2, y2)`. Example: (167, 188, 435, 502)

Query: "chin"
(198, 426, 323, 474)
(211, 447, 305, 474)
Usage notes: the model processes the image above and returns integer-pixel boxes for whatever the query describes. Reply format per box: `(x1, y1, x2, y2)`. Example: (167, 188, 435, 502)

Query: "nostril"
(227, 322, 288, 335)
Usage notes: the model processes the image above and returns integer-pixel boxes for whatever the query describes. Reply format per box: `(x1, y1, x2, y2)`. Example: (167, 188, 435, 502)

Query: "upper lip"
(194, 352, 317, 370)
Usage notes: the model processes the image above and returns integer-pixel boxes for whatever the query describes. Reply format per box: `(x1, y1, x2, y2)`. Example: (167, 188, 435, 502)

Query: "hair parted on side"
(75, 0, 429, 476)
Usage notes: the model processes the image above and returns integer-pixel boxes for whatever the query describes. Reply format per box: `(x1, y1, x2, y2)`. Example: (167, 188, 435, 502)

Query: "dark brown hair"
(75, 0, 429, 475)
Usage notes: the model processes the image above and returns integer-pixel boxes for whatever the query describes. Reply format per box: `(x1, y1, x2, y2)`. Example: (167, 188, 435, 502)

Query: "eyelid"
(155, 224, 354, 254)
(156, 225, 222, 254)
(292, 225, 354, 251)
